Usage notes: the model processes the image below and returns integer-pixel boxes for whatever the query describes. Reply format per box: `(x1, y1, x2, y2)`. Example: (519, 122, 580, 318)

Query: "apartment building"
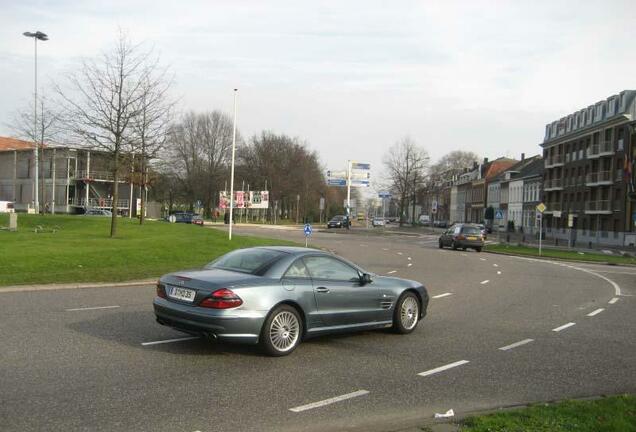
(0, 137, 144, 215)
(540, 90, 636, 246)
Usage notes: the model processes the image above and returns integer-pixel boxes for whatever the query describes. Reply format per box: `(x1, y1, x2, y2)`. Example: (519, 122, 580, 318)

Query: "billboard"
(219, 191, 269, 209)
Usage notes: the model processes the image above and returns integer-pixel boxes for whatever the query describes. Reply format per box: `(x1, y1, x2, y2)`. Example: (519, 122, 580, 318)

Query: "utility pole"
(296, 194, 300, 224)
(228, 89, 237, 240)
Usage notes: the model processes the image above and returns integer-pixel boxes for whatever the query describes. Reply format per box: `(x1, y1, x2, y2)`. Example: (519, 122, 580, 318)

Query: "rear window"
(461, 226, 481, 235)
(206, 249, 285, 275)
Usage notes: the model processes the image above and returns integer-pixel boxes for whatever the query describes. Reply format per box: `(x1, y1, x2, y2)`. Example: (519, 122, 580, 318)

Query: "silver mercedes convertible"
(153, 246, 429, 356)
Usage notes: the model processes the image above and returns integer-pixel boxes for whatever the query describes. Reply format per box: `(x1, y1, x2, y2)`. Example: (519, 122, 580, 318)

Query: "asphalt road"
(1, 225, 635, 432)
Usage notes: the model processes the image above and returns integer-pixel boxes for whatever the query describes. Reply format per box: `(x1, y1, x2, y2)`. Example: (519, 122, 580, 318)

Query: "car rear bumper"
(153, 297, 266, 344)
(457, 240, 484, 248)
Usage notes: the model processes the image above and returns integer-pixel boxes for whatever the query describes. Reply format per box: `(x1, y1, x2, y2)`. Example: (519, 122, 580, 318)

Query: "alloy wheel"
(269, 310, 300, 352)
(400, 296, 419, 330)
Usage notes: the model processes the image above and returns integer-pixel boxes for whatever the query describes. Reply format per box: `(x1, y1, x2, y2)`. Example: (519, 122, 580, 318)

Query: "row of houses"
(420, 90, 636, 247)
(0, 137, 148, 216)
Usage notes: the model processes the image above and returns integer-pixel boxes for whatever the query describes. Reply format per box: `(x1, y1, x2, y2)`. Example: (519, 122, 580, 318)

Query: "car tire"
(393, 292, 420, 334)
(438, 240, 443, 249)
(475, 247, 482, 252)
(260, 305, 303, 357)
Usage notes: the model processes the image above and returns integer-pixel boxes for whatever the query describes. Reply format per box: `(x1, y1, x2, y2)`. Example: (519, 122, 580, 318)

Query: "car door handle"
(315, 287, 330, 293)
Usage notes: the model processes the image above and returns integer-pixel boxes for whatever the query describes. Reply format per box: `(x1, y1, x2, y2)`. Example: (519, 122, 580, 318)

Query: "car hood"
(161, 268, 262, 290)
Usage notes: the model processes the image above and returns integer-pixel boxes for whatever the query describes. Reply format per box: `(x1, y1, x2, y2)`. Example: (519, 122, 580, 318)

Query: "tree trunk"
(139, 162, 147, 225)
(110, 152, 119, 237)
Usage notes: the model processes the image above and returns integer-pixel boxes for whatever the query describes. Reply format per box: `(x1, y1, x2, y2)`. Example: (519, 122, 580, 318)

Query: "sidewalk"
(0, 279, 156, 293)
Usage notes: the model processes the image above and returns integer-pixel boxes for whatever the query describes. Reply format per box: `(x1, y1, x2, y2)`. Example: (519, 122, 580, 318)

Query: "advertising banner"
(219, 191, 269, 209)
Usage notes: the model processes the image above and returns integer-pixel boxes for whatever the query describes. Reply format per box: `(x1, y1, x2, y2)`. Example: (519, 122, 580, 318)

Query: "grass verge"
(486, 243, 636, 265)
(459, 395, 636, 432)
(0, 214, 297, 286)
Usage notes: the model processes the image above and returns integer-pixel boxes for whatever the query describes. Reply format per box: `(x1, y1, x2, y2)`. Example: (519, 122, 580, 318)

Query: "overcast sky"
(1, 0, 635, 189)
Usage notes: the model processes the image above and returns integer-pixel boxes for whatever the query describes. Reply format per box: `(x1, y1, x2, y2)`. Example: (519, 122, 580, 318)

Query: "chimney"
(521, 153, 525, 161)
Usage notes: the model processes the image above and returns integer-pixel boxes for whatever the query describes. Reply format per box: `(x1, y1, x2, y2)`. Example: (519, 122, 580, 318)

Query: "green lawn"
(0, 214, 297, 286)
(486, 243, 636, 265)
(458, 395, 636, 432)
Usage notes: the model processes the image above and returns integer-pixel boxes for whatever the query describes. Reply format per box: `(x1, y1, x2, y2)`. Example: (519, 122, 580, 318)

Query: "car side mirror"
(360, 273, 373, 285)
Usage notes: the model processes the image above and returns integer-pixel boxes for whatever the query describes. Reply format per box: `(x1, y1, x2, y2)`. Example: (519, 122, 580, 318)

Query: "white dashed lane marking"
(480, 258, 486, 261)
(66, 305, 120, 312)
(480, 280, 490, 285)
(493, 264, 499, 267)
(498, 339, 534, 351)
(587, 308, 604, 317)
(407, 263, 413, 267)
(497, 271, 502, 275)
(609, 297, 619, 304)
(552, 322, 576, 332)
(386, 270, 397, 275)
(418, 360, 470, 377)
(397, 252, 403, 256)
(141, 336, 200, 346)
(289, 390, 370, 412)
(432, 292, 453, 299)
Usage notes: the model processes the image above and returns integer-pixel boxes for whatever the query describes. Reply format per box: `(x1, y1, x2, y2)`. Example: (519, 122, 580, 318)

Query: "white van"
(0, 201, 15, 213)
(418, 214, 431, 226)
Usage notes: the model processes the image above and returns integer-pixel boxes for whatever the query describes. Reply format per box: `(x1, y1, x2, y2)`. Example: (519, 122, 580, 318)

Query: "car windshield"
(462, 227, 481, 235)
(205, 248, 285, 274)
(331, 216, 344, 221)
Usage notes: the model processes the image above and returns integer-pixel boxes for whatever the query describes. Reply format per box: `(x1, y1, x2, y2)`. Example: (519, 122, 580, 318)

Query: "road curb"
(483, 249, 636, 267)
(0, 279, 156, 294)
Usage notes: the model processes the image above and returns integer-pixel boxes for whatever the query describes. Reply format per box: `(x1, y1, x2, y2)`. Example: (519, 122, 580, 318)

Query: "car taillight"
(156, 281, 167, 298)
(200, 288, 243, 309)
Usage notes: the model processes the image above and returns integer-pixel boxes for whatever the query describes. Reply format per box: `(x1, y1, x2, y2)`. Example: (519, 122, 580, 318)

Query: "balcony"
(584, 200, 612, 214)
(585, 171, 613, 186)
(587, 141, 614, 158)
(69, 198, 130, 209)
(544, 178, 563, 191)
(543, 202, 562, 213)
(544, 155, 564, 168)
(73, 170, 127, 183)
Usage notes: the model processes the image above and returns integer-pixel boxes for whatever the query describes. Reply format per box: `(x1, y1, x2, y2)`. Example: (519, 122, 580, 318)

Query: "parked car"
(327, 215, 347, 228)
(372, 217, 386, 227)
(418, 214, 431, 226)
(477, 224, 488, 239)
(83, 209, 112, 216)
(433, 220, 448, 228)
(438, 223, 485, 252)
(153, 246, 429, 356)
(167, 212, 204, 225)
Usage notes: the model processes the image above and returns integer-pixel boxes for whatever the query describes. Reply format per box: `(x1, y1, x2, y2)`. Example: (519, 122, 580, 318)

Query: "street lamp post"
(23, 31, 48, 214)
(228, 89, 238, 240)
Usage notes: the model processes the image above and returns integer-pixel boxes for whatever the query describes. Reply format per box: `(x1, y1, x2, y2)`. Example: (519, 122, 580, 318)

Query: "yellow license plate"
(467, 236, 478, 240)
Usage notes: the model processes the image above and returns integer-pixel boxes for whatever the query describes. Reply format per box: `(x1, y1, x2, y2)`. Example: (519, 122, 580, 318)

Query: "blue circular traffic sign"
(303, 224, 313, 236)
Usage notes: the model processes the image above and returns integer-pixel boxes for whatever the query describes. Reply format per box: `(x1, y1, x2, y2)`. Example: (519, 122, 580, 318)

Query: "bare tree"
(430, 150, 480, 176)
(131, 73, 175, 224)
(383, 137, 429, 226)
(56, 32, 166, 236)
(167, 111, 235, 216)
(8, 96, 63, 214)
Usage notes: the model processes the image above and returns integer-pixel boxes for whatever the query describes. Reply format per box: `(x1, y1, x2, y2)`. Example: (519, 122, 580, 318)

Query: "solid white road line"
(552, 322, 576, 332)
(499, 339, 534, 351)
(141, 336, 200, 346)
(480, 280, 490, 285)
(587, 308, 605, 317)
(66, 305, 120, 312)
(418, 360, 470, 377)
(609, 297, 619, 304)
(432, 292, 453, 299)
(289, 390, 370, 412)
(387, 270, 397, 274)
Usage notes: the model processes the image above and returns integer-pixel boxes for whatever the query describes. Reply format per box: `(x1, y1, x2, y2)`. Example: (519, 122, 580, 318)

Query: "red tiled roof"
(0, 136, 40, 151)
(484, 159, 518, 179)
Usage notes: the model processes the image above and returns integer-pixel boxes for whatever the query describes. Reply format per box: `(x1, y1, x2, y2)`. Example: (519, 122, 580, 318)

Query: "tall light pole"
(23, 30, 48, 214)
(228, 89, 238, 240)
